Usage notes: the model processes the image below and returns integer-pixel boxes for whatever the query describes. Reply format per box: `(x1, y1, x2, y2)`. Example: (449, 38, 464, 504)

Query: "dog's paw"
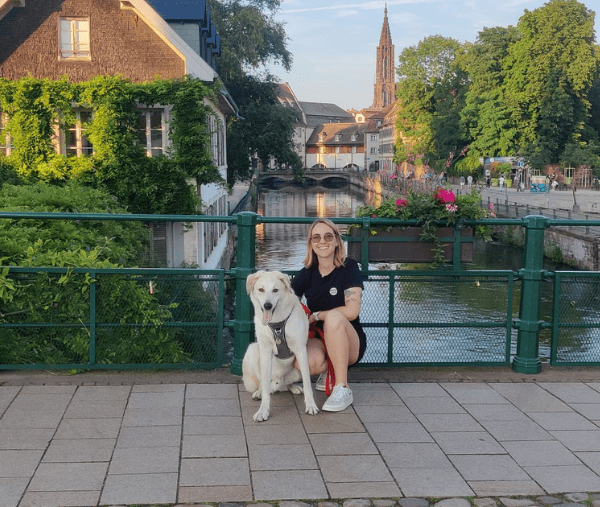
(253, 409, 270, 422)
(288, 383, 303, 395)
(252, 390, 262, 400)
(305, 402, 319, 416)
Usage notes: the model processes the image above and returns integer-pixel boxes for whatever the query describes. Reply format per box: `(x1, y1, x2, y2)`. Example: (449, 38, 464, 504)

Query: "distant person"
(499, 175, 505, 188)
(460, 176, 465, 190)
(551, 179, 559, 191)
(467, 175, 473, 189)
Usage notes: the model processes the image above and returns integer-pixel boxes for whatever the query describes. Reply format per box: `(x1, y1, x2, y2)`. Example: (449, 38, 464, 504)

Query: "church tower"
(372, 4, 395, 110)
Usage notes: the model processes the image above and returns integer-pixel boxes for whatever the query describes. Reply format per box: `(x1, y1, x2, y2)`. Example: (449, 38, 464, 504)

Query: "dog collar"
(268, 318, 294, 360)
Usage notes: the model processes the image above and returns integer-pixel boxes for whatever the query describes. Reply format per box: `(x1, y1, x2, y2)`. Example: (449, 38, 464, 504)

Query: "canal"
(254, 182, 589, 364)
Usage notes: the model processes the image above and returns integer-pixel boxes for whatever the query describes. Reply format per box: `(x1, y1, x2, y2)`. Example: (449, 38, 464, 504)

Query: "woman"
(291, 218, 367, 412)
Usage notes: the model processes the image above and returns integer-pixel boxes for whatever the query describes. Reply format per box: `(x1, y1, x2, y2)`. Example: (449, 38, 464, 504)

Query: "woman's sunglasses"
(311, 233, 335, 243)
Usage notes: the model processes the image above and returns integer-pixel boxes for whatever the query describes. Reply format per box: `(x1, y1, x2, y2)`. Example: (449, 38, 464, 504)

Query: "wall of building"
(0, 0, 185, 81)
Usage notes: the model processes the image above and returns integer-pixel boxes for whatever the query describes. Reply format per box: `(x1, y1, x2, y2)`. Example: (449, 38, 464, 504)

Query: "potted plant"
(346, 188, 495, 264)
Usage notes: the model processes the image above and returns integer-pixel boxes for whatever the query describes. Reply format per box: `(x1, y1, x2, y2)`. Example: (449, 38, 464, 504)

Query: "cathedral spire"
(372, 4, 395, 110)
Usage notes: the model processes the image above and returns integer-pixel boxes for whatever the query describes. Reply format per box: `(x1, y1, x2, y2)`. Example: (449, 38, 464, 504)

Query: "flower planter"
(346, 226, 474, 263)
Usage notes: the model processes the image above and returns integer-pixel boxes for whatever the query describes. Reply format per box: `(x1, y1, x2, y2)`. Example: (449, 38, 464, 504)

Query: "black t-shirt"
(291, 258, 366, 339)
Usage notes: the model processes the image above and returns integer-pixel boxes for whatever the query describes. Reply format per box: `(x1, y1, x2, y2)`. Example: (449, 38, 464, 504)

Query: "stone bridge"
(258, 169, 368, 188)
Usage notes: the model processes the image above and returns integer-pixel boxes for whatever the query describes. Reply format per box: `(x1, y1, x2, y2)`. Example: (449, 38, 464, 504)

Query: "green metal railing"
(2, 211, 600, 374)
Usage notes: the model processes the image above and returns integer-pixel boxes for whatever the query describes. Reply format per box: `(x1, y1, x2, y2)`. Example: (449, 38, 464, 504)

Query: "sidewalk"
(4, 368, 600, 506)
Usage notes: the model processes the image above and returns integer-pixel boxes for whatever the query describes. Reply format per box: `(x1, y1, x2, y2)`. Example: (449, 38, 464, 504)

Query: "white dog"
(243, 270, 319, 422)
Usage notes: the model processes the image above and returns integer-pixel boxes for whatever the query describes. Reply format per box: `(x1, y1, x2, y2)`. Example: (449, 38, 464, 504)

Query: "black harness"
(267, 314, 294, 360)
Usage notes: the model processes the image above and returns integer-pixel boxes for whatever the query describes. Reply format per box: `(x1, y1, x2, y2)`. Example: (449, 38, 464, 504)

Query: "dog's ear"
(246, 271, 264, 295)
(278, 273, 293, 294)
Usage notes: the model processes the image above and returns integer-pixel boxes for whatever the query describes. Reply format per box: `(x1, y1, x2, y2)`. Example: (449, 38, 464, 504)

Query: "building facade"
(0, 0, 234, 269)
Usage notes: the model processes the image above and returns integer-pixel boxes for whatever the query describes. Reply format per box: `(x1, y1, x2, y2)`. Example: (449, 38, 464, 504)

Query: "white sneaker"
(322, 384, 353, 412)
(315, 373, 326, 392)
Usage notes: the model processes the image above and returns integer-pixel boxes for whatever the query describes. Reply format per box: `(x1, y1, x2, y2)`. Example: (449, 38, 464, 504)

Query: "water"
(254, 182, 597, 364)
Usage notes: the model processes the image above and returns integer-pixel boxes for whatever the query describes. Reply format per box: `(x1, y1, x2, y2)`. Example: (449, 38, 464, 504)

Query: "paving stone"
(499, 498, 539, 507)
(99, 472, 178, 505)
(537, 496, 563, 504)
(28, 462, 108, 491)
(185, 397, 241, 416)
(244, 423, 310, 445)
(469, 481, 545, 496)
(249, 444, 317, 470)
(300, 411, 365, 434)
(318, 455, 393, 483)
(402, 396, 466, 414)
(42, 438, 115, 463)
(108, 446, 180, 474)
(281, 501, 312, 507)
(183, 415, 244, 436)
(0, 477, 29, 507)
(53, 418, 121, 439)
(524, 465, 600, 494)
(186, 383, 239, 399)
(364, 422, 434, 443)
(432, 431, 506, 455)
(319, 502, 341, 507)
(0, 410, 65, 429)
(450, 454, 531, 481)
(183, 433, 248, 458)
(121, 407, 183, 426)
(480, 419, 552, 441)
(564, 493, 590, 502)
(177, 486, 253, 503)
(432, 499, 472, 507)
(343, 499, 372, 507)
(373, 499, 398, 507)
(126, 390, 184, 409)
(391, 467, 473, 497)
(0, 450, 43, 477)
(63, 400, 127, 419)
(18, 490, 100, 507)
(416, 413, 484, 432)
(71, 385, 131, 401)
(473, 498, 498, 507)
(0, 428, 55, 450)
(328, 482, 401, 499)
(252, 470, 327, 500)
(398, 498, 431, 507)
(354, 405, 418, 423)
(116, 424, 181, 448)
(502, 441, 581, 467)
(179, 458, 250, 487)
(308, 432, 379, 455)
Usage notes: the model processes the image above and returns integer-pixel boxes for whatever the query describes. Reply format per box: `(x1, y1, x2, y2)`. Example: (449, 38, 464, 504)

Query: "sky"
(268, 0, 599, 111)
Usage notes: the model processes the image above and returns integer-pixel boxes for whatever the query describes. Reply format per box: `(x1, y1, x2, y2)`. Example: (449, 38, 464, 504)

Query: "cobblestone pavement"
(4, 368, 600, 506)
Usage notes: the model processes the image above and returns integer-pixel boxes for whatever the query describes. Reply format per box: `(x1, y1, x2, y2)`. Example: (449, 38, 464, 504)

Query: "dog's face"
(246, 270, 293, 326)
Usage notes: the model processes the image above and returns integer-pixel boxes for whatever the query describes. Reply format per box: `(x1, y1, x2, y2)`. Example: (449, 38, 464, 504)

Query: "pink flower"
(445, 204, 458, 212)
(434, 188, 456, 204)
(489, 203, 495, 210)
(396, 198, 408, 208)
(372, 214, 377, 218)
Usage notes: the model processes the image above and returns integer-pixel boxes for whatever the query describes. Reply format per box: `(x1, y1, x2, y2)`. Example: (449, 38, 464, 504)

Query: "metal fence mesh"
(553, 275, 600, 364)
(359, 273, 515, 365)
(1, 270, 226, 368)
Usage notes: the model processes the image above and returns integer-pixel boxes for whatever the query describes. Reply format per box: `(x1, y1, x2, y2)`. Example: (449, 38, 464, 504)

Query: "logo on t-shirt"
(330, 287, 338, 296)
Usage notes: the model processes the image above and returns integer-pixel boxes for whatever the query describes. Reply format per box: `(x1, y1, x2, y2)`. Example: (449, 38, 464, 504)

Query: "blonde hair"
(302, 218, 346, 268)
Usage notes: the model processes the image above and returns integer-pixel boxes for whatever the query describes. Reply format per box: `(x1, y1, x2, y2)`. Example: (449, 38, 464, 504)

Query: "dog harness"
(268, 317, 294, 360)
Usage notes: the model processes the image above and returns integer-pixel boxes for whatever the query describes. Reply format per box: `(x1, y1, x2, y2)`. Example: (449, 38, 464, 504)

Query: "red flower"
(396, 197, 408, 208)
(434, 189, 456, 204)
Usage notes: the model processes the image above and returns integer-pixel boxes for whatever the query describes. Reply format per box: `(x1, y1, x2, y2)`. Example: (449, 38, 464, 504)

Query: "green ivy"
(0, 75, 222, 214)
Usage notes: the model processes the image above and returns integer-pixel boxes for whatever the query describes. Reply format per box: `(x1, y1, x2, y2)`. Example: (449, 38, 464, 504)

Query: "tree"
(225, 74, 301, 184)
(208, 0, 301, 184)
(395, 35, 468, 172)
(503, 0, 598, 163)
(460, 26, 520, 158)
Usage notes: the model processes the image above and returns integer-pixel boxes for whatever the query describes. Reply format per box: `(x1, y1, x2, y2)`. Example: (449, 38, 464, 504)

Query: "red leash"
(302, 304, 335, 396)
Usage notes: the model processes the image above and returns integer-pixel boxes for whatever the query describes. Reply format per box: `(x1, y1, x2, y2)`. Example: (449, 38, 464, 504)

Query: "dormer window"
(334, 134, 341, 142)
(319, 133, 326, 142)
(351, 134, 357, 142)
(60, 17, 90, 60)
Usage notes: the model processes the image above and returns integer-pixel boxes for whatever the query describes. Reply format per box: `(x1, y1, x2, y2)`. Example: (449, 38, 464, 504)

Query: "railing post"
(513, 215, 547, 374)
(230, 212, 257, 375)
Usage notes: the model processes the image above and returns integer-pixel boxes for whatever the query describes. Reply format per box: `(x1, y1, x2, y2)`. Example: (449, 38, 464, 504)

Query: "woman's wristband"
(314, 311, 320, 321)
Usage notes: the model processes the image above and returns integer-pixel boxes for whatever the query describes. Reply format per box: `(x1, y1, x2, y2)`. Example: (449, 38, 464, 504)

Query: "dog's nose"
(264, 302, 273, 310)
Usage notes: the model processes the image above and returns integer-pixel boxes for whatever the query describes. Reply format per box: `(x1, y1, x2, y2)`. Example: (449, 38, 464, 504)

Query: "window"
(370, 147, 376, 154)
(334, 134, 341, 142)
(371, 135, 377, 142)
(60, 18, 90, 60)
(207, 115, 225, 166)
(64, 111, 93, 156)
(138, 109, 166, 157)
(0, 112, 13, 156)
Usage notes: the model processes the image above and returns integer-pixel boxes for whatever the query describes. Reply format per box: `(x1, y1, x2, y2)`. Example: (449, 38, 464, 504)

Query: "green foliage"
(225, 74, 301, 184)
(355, 188, 495, 265)
(0, 182, 149, 266)
(0, 75, 221, 214)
